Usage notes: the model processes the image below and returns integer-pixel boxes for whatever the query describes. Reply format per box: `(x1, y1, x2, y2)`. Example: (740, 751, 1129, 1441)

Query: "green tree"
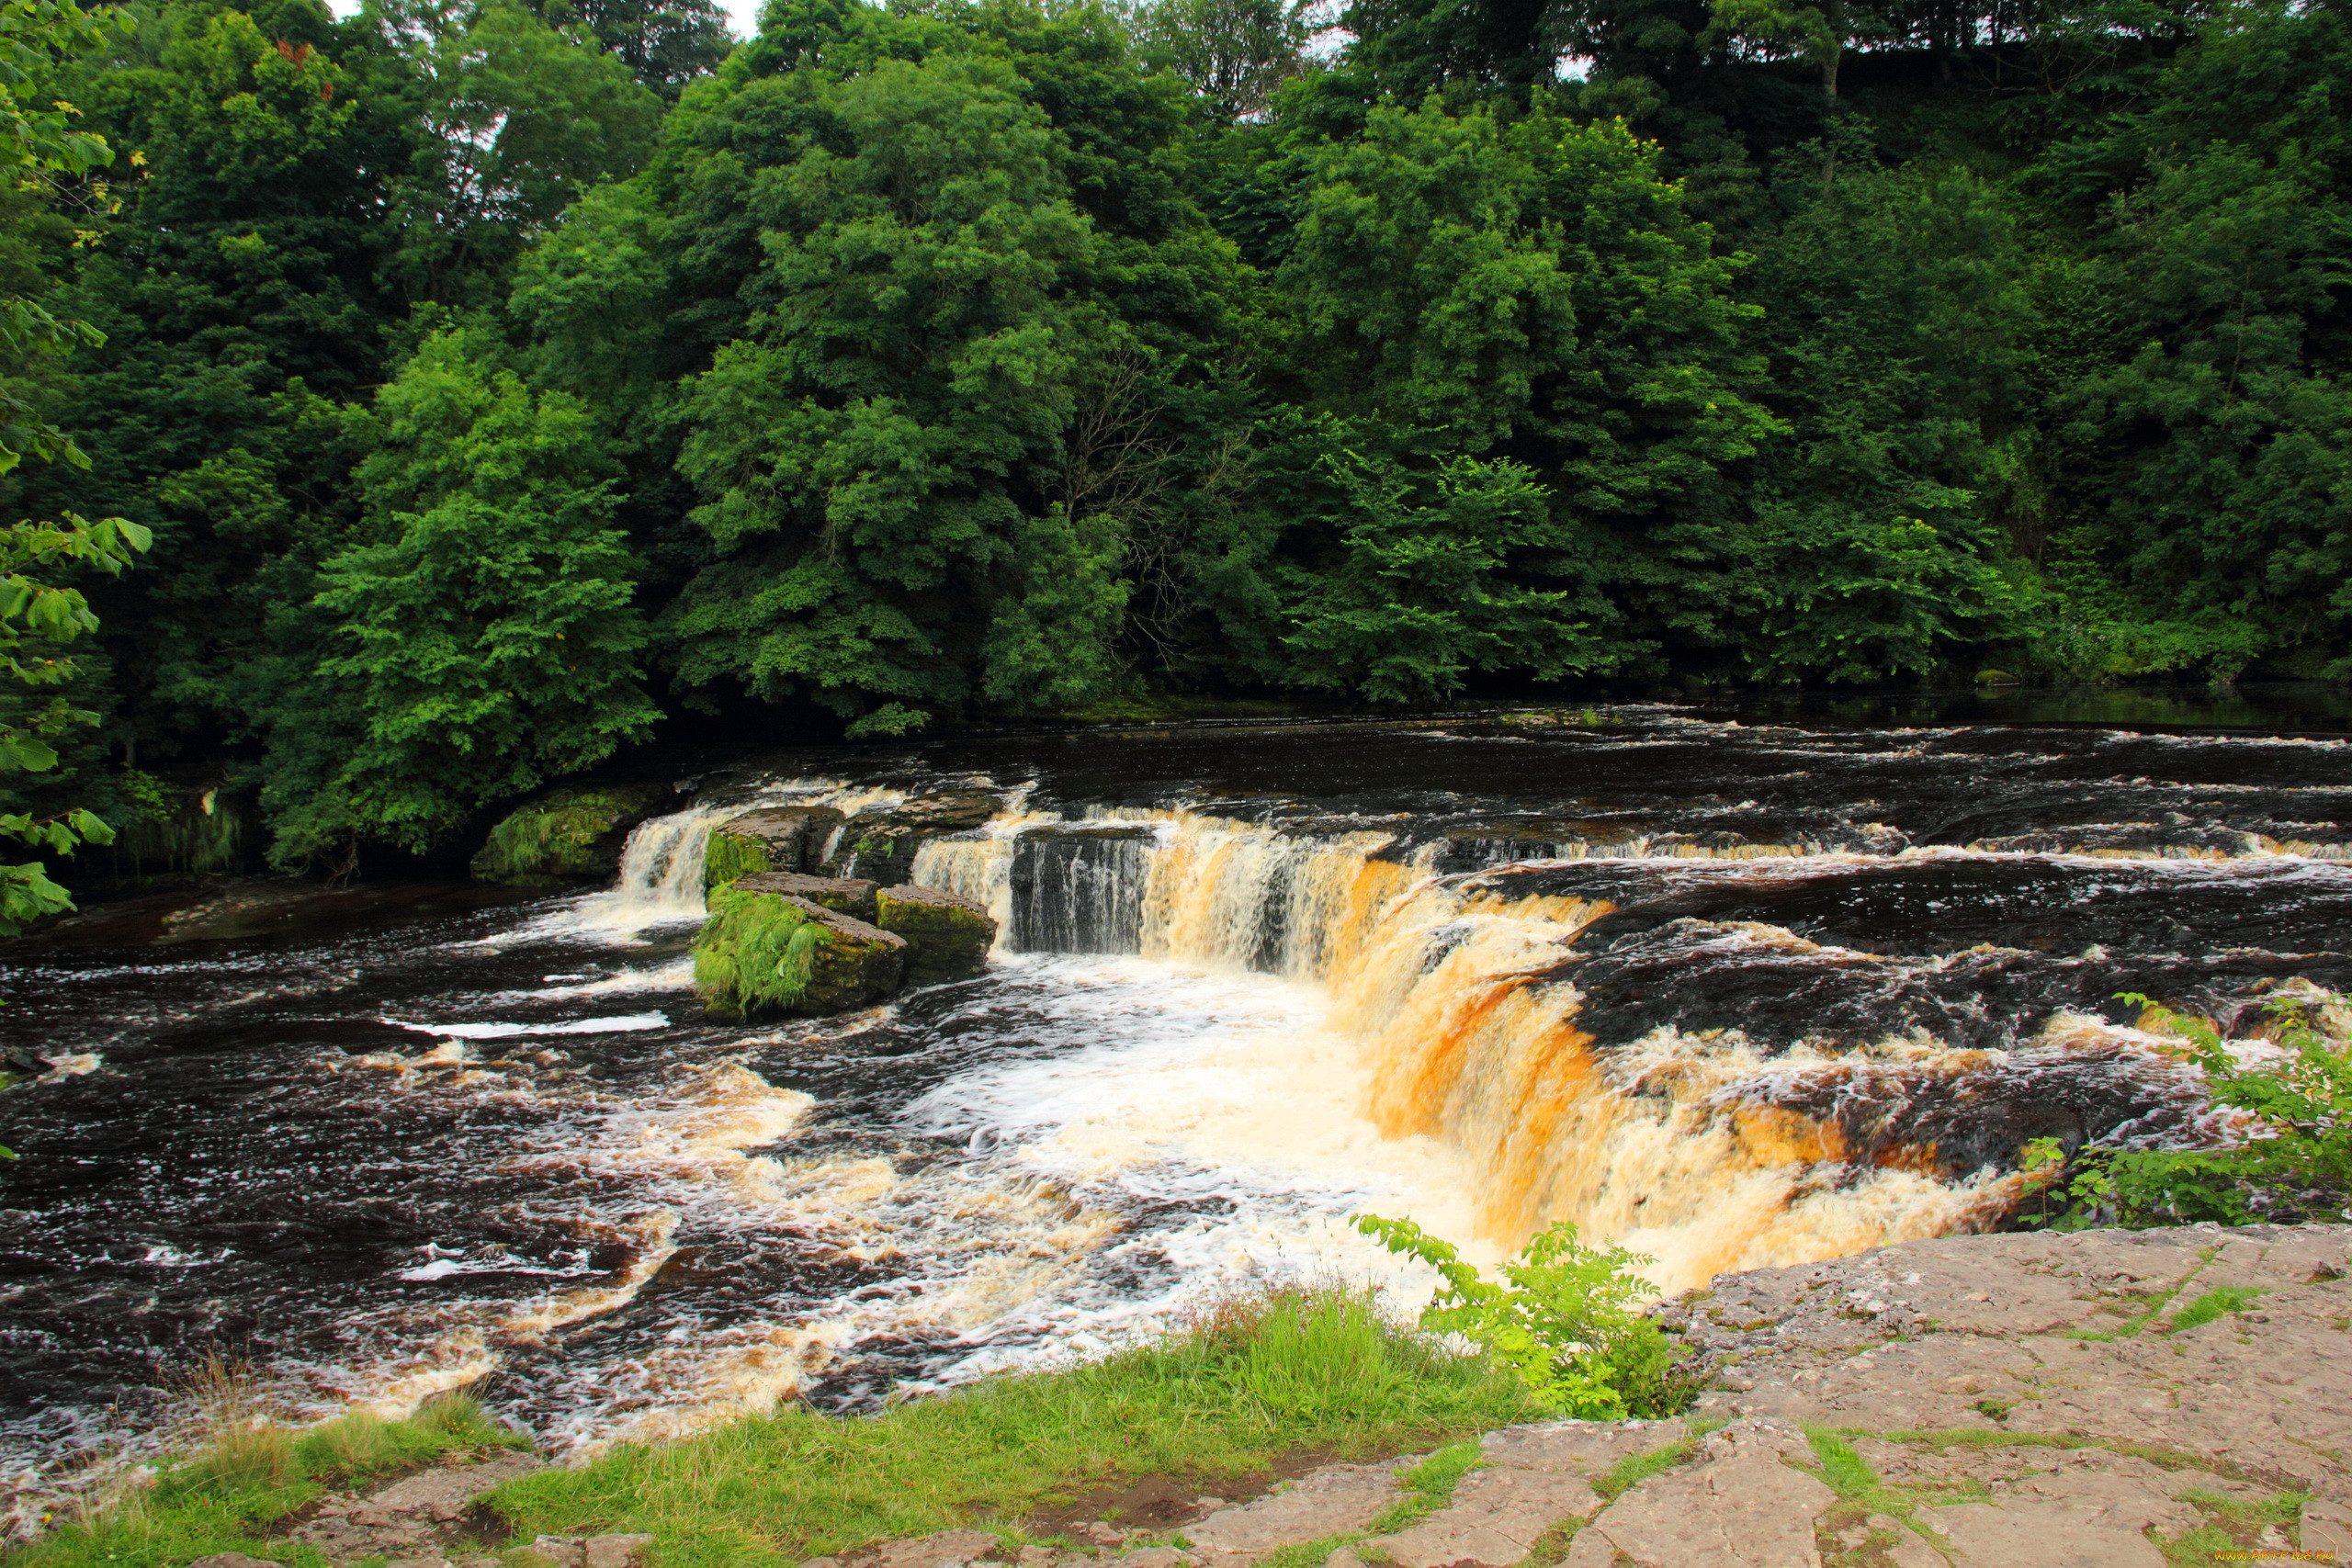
(381, 0, 663, 301)
(662, 51, 1131, 732)
(530, 0, 731, 98)
(265, 329, 657, 865)
(0, 0, 150, 932)
(1122, 0, 1313, 121)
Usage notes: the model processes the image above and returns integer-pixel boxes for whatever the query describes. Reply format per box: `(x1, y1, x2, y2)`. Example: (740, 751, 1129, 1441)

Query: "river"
(4, 693, 2348, 1523)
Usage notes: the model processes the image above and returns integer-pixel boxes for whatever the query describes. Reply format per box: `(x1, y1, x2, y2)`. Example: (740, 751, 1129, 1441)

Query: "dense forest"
(0, 0, 2346, 898)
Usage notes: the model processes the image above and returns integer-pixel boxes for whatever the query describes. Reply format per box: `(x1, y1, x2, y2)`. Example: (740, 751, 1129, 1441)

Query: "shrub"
(1352, 1214, 1683, 1419)
(2026, 990, 2352, 1227)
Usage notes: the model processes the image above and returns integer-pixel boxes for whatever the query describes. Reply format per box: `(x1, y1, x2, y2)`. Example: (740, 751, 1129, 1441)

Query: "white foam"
(380, 1012, 670, 1039)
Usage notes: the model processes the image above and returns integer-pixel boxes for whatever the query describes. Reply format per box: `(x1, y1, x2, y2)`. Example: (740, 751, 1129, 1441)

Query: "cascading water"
(5, 699, 2348, 1524)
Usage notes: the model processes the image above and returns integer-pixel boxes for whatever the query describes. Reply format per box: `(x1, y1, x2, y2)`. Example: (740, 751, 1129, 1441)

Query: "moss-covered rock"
(875, 884, 997, 985)
(726, 871, 877, 921)
(702, 807, 848, 888)
(694, 885, 908, 1021)
(471, 783, 674, 885)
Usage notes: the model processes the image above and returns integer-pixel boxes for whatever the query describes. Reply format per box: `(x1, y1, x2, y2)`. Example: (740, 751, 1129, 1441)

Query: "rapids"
(3, 695, 2349, 1521)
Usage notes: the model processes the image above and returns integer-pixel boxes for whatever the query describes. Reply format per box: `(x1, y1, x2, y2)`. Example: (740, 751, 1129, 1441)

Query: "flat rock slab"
(1919, 1500, 2168, 1567)
(1572, 1422, 1833, 1568)
(1666, 1222, 2352, 1495)
(1363, 1466, 1598, 1568)
(1185, 1463, 1404, 1564)
(531, 1534, 659, 1568)
(872, 1529, 1003, 1568)
(1478, 1420, 1677, 1477)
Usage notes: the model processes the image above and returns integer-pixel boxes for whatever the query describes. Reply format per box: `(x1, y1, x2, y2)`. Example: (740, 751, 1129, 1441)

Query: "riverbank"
(12, 1223, 2346, 1568)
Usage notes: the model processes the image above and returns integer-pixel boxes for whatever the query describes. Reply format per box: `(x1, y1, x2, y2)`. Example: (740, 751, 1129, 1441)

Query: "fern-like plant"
(1353, 1213, 1681, 1418)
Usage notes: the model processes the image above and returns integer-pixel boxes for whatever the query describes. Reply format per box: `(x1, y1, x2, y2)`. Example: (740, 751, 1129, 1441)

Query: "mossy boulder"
(693, 885, 907, 1021)
(726, 871, 878, 921)
(472, 782, 675, 885)
(875, 884, 997, 985)
(703, 806, 847, 888)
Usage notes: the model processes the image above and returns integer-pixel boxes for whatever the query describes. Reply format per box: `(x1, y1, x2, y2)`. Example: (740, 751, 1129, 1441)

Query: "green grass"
(490, 1287, 1537, 1568)
(1589, 1420, 1722, 1505)
(2162, 1285, 2267, 1334)
(2157, 1490, 2311, 1566)
(4, 1395, 518, 1568)
(2069, 1250, 2215, 1342)
(1363, 1441, 1489, 1536)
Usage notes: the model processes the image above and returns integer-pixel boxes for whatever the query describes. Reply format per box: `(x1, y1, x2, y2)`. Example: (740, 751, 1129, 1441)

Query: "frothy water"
(4, 702, 2348, 1527)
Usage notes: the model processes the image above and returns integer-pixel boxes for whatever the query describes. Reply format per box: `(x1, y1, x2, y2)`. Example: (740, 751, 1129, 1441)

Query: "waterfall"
(1007, 829, 1156, 953)
(1006, 810, 2025, 1286)
(544, 780, 861, 937)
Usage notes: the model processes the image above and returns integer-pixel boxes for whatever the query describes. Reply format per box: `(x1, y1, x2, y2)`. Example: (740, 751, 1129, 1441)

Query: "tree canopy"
(7, 0, 2348, 874)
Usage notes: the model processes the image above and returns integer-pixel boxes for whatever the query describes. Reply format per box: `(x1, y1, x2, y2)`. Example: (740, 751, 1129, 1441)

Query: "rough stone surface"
(1577, 1422, 1834, 1568)
(1658, 1222, 2352, 1498)
(875, 885, 997, 986)
(817, 793, 1003, 883)
(729, 871, 879, 922)
(292, 1452, 544, 1564)
(190, 1554, 287, 1568)
(1184, 1463, 1405, 1564)
(823, 1224, 2352, 1568)
(1363, 1466, 1599, 1568)
(871, 1529, 1001, 1568)
(583, 1533, 659, 1568)
(1478, 1420, 1676, 1477)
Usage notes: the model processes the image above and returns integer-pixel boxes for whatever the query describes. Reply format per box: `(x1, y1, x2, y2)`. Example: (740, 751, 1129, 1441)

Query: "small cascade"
(1140, 816, 1416, 977)
(1007, 829, 1156, 953)
(545, 779, 858, 937)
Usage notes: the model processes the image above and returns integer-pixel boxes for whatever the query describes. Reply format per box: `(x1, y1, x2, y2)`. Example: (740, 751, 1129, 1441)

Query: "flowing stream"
(3, 696, 2349, 1523)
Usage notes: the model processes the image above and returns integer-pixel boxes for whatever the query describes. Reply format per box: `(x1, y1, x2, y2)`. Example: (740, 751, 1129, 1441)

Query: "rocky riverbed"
(266, 1222, 2348, 1568)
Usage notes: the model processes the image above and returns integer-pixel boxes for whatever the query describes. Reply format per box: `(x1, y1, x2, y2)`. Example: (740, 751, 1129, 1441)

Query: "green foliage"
(1353, 1213, 1681, 1419)
(264, 329, 659, 864)
(17, 0, 2352, 861)
(1281, 449, 1616, 702)
(470, 783, 663, 882)
(2027, 990, 2352, 1228)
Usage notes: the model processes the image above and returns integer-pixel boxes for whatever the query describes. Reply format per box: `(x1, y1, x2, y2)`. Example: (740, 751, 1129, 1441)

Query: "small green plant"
(1352, 1214, 1681, 1419)
(2018, 991, 2352, 1228)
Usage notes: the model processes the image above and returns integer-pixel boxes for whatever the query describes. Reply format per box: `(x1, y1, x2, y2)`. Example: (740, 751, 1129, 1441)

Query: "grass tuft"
(487, 1286, 1536, 1568)
(1364, 1441, 1488, 1535)
(2162, 1286, 2267, 1334)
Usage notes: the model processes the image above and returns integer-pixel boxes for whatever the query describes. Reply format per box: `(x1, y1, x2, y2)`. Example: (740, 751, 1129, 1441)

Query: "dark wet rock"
(471, 784, 675, 885)
(817, 792, 1004, 882)
(705, 807, 848, 886)
(695, 886, 908, 1020)
(876, 885, 997, 985)
(729, 871, 879, 922)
